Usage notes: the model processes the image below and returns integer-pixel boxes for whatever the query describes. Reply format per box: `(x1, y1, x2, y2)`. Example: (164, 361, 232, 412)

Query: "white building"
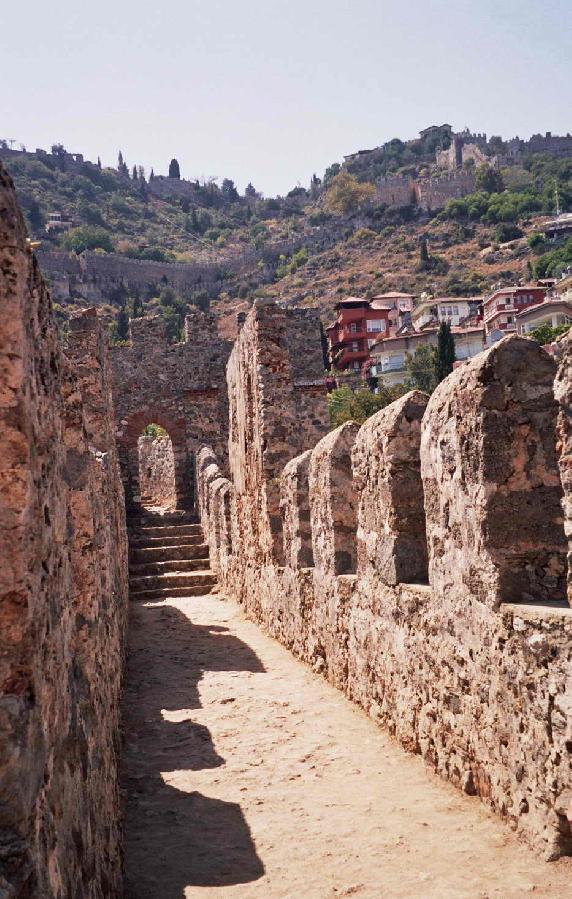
(411, 295, 482, 330)
(516, 273, 572, 335)
(369, 325, 485, 387)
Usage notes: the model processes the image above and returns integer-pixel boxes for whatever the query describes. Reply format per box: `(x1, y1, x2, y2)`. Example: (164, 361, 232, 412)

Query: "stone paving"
(120, 589, 572, 898)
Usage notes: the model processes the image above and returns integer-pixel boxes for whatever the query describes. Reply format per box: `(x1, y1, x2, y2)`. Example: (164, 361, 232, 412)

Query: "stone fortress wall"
(0, 163, 129, 895)
(138, 435, 177, 509)
(197, 300, 572, 860)
(109, 304, 327, 512)
(35, 248, 225, 303)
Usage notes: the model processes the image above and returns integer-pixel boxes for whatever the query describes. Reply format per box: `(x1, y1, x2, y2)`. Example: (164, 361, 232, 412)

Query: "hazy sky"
(3, 0, 571, 195)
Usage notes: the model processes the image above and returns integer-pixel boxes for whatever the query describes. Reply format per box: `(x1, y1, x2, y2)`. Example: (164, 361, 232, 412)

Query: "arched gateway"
(110, 310, 231, 512)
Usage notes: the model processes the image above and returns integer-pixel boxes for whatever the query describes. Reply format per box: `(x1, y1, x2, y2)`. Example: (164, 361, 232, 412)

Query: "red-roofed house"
(326, 296, 401, 371)
(483, 285, 547, 342)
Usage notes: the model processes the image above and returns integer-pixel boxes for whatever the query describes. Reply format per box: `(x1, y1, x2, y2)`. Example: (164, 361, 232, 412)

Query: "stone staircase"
(128, 510, 217, 601)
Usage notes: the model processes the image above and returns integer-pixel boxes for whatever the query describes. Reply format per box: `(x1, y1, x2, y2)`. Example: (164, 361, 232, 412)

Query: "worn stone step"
(129, 583, 216, 601)
(135, 523, 203, 538)
(129, 558, 208, 576)
(130, 542, 209, 563)
(134, 511, 198, 525)
(130, 534, 205, 548)
(129, 570, 217, 592)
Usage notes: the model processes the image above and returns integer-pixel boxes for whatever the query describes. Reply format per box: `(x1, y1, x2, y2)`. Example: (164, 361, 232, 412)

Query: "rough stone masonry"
(198, 301, 572, 860)
(0, 162, 129, 895)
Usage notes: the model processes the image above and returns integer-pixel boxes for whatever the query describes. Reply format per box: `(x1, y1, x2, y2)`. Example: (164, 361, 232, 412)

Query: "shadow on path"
(121, 601, 265, 898)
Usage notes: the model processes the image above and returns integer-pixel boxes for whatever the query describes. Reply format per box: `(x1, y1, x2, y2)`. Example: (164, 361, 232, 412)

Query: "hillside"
(2, 126, 572, 341)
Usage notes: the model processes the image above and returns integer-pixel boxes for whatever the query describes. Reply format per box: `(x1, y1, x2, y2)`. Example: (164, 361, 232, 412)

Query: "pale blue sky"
(2, 0, 571, 195)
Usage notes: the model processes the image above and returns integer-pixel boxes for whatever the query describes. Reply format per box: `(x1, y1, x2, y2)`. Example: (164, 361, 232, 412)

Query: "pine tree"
(132, 165, 138, 180)
(435, 321, 456, 383)
(168, 158, 181, 179)
(149, 168, 155, 181)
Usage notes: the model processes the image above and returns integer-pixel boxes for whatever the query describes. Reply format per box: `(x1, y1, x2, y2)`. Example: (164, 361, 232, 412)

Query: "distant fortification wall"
(198, 301, 572, 860)
(0, 163, 128, 895)
(35, 248, 224, 303)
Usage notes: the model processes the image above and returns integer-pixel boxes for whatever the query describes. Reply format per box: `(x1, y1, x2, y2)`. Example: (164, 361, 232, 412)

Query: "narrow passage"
(121, 591, 572, 898)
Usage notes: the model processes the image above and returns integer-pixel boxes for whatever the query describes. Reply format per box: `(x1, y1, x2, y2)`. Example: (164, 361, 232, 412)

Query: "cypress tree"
(435, 321, 456, 383)
(168, 158, 181, 179)
(132, 165, 138, 180)
(116, 306, 129, 341)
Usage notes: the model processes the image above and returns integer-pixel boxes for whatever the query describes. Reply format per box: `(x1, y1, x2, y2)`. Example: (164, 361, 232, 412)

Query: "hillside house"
(483, 285, 547, 343)
(326, 297, 393, 371)
(412, 295, 482, 329)
(326, 294, 414, 372)
(516, 273, 572, 335)
(369, 325, 485, 387)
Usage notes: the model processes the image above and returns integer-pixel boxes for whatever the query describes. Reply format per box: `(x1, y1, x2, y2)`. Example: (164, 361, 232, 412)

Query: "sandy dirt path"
(120, 592, 571, 898)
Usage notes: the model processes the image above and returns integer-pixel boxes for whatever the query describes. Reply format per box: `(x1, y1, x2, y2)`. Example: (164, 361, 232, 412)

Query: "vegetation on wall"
(327, 384, 405, 428)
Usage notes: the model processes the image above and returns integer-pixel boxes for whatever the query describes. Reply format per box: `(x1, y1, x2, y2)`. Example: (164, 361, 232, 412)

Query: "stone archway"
(116, 408, 193, 512)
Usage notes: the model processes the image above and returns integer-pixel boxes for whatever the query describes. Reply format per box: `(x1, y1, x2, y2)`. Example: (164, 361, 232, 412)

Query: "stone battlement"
(197, 301, 572, 859)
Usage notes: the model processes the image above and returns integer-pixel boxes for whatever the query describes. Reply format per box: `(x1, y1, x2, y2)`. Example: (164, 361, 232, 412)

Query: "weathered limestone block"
(421, 335, 567, 607)
(309, 422, 360, 576)
(280, 449, 314, 569)
(196, 444, 217, 522)
(352, 391, 428, 584)
(554, 329, 572, 604)
(308, 422, 359, 687)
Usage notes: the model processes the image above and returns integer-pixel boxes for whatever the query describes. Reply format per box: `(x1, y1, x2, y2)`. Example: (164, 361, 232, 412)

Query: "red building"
(483, 285, 547, 340)
(326, 295, 412, 371)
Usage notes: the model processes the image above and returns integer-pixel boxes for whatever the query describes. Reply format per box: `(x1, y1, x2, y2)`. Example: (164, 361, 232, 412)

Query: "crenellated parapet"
(197, 302, 572, 859)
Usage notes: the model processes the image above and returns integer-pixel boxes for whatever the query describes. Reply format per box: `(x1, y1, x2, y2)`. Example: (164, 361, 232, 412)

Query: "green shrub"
(61, 225, 114, 253)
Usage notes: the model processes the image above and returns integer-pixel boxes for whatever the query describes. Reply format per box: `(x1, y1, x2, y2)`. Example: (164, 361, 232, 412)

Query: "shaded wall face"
(198, 319, 572, 859)
(0, 164, 128, 896)
(138, 435, 177, 509)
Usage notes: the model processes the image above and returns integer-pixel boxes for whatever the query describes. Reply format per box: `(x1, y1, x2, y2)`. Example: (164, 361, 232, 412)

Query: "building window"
(351, 341, 359, 352)
(366, 319, 385, 332)
(348, 322, 359, 333)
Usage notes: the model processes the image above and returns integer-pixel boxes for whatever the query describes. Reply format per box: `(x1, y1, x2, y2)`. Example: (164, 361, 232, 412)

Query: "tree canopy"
(323, 172, 375, 216)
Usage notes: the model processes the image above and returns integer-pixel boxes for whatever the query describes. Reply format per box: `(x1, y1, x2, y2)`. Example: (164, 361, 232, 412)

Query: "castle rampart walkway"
(121, 589, 572, 898)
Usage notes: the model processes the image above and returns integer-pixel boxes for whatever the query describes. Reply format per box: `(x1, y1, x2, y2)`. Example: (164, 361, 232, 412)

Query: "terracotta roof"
(371, 292, 414, 299)
(336, 296, 369, 305)
(369, 300, 394, 311)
